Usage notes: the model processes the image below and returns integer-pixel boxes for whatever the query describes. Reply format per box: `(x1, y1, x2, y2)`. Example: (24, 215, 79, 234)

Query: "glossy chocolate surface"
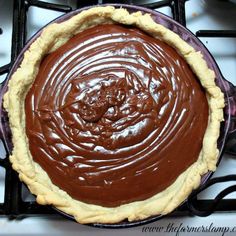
(25, 24, 208, 207)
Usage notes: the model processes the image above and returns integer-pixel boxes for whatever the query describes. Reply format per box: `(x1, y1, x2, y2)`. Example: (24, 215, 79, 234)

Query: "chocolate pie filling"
(25, 24, 209, 207)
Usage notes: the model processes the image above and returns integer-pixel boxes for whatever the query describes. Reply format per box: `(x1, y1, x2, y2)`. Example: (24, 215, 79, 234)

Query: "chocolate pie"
(4, 6, 224, 223)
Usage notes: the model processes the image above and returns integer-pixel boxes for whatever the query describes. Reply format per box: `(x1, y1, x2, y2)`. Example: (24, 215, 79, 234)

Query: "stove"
(0, 0, 236, 235)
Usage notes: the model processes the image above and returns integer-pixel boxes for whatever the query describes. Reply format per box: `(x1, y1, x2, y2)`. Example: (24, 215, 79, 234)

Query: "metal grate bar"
(77, 0, 100, 8)
(20, 202, 55, 215)
(196, 30, 236, 37)
(0, 158, 6, 167)
(4, 164, 22, 216)
(0, 203, 4, 214)
(190, 199, 236, 212)
(0, 63, 11, 76)
(138, 0, 171, 9)
(171, 0, 186, 26)
(28, 0, 72, 12)
(11, 0, 27, 61)
(4, 0, 28, 216)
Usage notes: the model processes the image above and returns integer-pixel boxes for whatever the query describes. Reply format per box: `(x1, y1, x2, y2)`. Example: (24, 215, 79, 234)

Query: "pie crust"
(3, 6, 224, 224)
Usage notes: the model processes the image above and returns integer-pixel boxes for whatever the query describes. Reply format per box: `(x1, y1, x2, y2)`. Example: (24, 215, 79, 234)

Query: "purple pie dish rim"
(0, 3, 234, 228)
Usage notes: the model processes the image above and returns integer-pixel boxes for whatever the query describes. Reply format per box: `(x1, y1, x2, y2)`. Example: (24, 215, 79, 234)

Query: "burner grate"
(0, 0, 235, 222)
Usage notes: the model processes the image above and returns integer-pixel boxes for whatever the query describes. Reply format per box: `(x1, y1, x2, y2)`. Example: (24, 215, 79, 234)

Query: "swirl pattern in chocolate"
(25, 24, 209, 207)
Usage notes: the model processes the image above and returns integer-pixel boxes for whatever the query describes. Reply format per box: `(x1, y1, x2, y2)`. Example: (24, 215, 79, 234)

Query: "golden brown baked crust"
(3, 6, 224, 224)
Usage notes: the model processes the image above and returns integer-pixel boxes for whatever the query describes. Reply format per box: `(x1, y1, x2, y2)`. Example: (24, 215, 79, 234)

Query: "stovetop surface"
(0, 0, 236, 235)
